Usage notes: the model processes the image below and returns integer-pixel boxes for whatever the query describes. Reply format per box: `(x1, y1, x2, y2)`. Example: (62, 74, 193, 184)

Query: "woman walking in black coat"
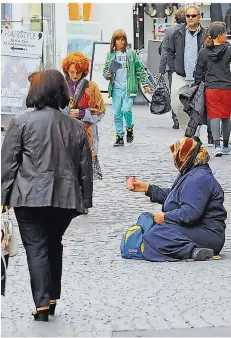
(1, 70, 93, 321)
(195, 21, 231, 157)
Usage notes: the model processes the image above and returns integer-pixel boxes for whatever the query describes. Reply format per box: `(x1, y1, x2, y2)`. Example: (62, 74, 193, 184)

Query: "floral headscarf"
(170, 137, 210, 174)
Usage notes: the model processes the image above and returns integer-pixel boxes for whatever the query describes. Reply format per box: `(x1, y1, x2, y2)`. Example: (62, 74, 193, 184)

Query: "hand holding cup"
(133, 180, 149, 193)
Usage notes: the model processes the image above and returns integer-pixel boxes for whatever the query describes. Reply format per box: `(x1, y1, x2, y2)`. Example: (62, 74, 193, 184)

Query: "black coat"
(1, 107, 93, 213)
(179, 82, 205, 137)
(167, 24, 207, 77)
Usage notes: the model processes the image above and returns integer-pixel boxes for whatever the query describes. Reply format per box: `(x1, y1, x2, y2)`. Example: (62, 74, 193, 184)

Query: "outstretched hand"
(132, 181, 149, 193)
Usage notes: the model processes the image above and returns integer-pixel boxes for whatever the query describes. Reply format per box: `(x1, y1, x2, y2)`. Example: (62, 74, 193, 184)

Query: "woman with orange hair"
(62, 52, 105, 180)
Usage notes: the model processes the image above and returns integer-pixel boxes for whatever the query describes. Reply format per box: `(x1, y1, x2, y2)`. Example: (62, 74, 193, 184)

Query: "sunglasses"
(186, 14, 199, 18)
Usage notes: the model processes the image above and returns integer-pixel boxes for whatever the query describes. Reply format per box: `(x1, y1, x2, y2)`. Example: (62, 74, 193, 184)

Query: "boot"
(126, 127, 134, 143)
(172, 111, 179, 129)
(113, 135, 124, 147)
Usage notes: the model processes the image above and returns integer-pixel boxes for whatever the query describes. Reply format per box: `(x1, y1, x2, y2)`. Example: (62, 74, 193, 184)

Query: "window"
(1, 3, 12, 26)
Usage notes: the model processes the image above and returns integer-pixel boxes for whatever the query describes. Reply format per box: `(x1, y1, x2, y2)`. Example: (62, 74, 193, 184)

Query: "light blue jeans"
(112, 87, 134, 137)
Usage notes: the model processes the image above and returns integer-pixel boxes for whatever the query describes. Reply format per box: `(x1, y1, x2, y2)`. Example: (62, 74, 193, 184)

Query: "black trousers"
(14, 207, 74, 308)
(1, 253, 9, 296)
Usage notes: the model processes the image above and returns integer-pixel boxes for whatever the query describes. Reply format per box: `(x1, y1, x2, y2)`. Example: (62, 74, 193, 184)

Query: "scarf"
(66, 77, 78, 98)
(170, 137, 210, 175)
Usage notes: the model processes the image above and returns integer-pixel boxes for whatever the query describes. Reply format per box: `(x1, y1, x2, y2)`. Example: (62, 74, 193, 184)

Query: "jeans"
(112, 87, 134, 137)
(14, 207, 75, 308)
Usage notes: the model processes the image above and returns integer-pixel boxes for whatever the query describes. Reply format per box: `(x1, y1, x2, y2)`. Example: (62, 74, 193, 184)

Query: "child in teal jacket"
(103, 29, 150, 146)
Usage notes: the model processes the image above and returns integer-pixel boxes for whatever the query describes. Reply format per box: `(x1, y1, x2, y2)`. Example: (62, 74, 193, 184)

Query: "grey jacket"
(159, 24, 183, 74)
(1, 107, 93, 213)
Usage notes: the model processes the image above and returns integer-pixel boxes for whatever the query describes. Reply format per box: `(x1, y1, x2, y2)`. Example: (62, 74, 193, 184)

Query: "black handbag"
(150, 75, 171, 115)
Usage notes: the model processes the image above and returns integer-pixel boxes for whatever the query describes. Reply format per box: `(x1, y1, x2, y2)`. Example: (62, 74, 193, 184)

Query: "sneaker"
(191, 248, 214, 261)
(221, 146, 231, 155)
(126, 128, 134, 143)
(113, 135, 124, 147)
(214, 146, 223, 157)
(207, 135, 214, 147)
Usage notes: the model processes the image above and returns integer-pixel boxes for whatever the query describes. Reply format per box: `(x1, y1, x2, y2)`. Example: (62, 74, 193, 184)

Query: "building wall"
(54, 3, 134, 70)
(55, 3, 69, 69)
(90, 3, 134, 45)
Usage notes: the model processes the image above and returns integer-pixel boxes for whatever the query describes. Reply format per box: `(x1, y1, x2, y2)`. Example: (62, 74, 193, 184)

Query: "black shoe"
(126, 128, 134, 143)
(32, 309, 49, 322)
(49, 303, 56, 316)
(113, 135, 124, 147)
(191, 248, 214, 261)
(171, 111, 179, 129)
(172, 121, 179, 129)
(208, 135, 214, 146)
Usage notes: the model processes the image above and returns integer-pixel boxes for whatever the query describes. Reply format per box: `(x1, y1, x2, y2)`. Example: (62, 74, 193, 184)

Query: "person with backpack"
(159, 7, 186, 129)
(62, 52, 105, 180)
(103, 29, 150, 147)
(195, 21, 231, 157)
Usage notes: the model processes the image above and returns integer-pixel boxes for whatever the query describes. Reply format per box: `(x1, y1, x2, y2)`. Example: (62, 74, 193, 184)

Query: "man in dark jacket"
(159, 7, 186, 129)
(167, 5, 213, 144)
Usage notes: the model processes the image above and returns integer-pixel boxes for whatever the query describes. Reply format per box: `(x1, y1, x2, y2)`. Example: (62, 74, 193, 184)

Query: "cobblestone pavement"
(1, 105, 231, 337)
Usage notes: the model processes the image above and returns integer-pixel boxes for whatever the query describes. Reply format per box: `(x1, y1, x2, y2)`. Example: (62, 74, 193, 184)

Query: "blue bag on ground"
(120, 212, 155, 259)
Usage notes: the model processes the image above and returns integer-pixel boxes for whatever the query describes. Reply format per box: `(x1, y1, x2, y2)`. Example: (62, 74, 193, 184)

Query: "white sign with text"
(1, 29, 43, 58)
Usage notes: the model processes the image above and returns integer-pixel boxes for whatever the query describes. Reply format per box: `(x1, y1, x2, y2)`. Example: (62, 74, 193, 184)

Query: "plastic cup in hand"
(126, 176, 136, 190)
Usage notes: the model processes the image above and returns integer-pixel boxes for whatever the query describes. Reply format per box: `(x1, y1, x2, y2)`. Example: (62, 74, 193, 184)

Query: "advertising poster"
(90, 42, 110, 92)
(1, 55, 41, 114)
(67, 39, 94, 60)
(155, 23, 171, 36)
(66, 21, 102, 62)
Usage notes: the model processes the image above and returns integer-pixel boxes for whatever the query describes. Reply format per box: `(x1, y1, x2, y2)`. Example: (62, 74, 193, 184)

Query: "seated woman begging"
(130, 137, 227, 262)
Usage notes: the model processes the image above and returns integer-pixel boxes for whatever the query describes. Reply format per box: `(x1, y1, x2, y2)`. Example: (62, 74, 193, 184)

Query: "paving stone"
(1, 105, 231, 336)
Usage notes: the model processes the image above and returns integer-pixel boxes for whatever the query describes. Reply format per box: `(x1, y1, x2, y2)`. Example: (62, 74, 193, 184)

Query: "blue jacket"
(146, 165, 227, 253)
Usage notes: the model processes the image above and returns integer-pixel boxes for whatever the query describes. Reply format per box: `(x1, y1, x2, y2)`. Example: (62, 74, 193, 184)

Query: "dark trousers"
(14, 207, 74, 308)
(1, 253, 9, 296)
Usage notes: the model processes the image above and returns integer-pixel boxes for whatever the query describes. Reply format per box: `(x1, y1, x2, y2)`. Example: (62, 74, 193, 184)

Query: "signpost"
(1, 29, 43, 58)
(1, 29, 43, 115)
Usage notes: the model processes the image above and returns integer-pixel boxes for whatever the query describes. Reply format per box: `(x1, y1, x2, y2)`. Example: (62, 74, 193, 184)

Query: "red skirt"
(205, 88, 231, 119)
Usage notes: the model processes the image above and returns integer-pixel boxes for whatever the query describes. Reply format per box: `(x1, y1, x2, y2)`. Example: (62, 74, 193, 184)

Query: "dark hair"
(174, 8, 186, 24)
(204, 21, 226, 48)
(26, 69, 70, 110)
(110, 29, 128, 52)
